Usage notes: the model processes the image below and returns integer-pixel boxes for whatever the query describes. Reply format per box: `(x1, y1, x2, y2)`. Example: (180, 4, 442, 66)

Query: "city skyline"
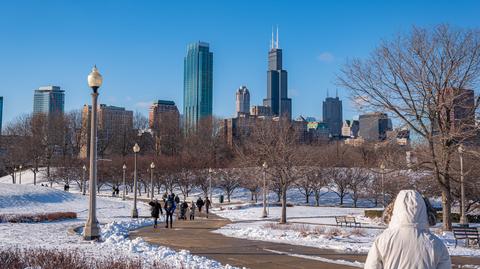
(1, 1, 479, 126)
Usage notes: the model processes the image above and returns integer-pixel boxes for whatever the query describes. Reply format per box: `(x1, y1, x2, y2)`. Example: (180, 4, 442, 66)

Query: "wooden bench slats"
(452, 227, 479, 248)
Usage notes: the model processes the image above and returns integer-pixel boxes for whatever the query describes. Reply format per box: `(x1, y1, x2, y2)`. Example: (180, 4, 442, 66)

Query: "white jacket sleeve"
(364, 238, 383, 269)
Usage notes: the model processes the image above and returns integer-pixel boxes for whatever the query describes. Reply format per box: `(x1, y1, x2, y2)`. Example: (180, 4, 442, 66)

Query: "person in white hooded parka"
(364, 190, 451, 269)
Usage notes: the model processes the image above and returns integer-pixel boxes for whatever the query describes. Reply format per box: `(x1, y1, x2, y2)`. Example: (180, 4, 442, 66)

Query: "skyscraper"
(33, 86, 65, 115)
(149, 100, 180, 155)
(183, 42, 213, 130)
(323, 96, 343, 137)
(358, 112, 392, 141)
(0, 96, 3, 134)
(236, 86, 250, 117)
(263, 28, 291, 119)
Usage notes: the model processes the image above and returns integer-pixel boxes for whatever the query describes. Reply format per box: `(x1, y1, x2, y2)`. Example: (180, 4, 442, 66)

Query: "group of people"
(111, 186, 120, 197)
(148, 193, 212, 229)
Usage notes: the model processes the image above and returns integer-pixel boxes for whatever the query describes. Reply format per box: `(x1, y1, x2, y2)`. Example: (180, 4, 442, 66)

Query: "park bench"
(452, 226, 480, 248)
(335, 216, 362, 227)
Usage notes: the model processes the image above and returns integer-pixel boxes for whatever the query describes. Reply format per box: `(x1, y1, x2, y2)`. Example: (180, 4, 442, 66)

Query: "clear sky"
(1, 0, 479, 125)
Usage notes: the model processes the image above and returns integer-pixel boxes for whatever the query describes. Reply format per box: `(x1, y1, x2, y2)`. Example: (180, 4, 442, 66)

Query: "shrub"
(326, 227, 343, 237)
(0, 248, 175, 269)
(364, 210, 383, 219)
(0, 212, 77, 223)
(350, 228, 366, 237)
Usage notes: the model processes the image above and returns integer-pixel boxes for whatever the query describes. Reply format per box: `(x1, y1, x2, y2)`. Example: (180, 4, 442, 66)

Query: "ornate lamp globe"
(122, 164, 127, 170)
(150, 162, 155, 169)
(133, 143, 140, 153)
(87, 65, 103, 90)
(263, 162, 268, 169)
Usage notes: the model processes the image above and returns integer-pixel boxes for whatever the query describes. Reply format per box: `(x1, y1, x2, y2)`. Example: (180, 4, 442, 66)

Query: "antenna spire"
(271, 27, 274, 49)
(276, 25, 279, 49)
(327, 89, 329, 97)
(336, 88, 338, 98)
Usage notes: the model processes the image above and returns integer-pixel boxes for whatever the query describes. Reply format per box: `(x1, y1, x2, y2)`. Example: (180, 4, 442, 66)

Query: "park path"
(130, 211, 480, 269)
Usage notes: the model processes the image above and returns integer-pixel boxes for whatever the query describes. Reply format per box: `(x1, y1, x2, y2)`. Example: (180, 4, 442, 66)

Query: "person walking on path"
(205, 197, 211, 218)
(365, 190, 451, 269)
(164, 194, 176, 228)
(180, 200, 189, 220)
(189, 201, 196, 220)
(148, 199, 163, 228)
(196, 197, 204, 214)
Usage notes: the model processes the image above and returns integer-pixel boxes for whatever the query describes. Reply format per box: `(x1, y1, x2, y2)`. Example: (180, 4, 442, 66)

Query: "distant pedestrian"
(189, 201, 196, 220)
(174, 194, 180, 204)
(164, 194, 176, 228)
(196, 197, 204, 213)
(162, 192, 168, 202)
(365, 190, 451, 269)
(205, 197, 211, 218)
(115, 187, 120, 196)
(180, 200, 189, 220)
(148, 199, 163, 228)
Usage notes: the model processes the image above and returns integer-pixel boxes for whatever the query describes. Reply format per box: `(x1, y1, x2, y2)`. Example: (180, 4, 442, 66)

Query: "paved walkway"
(129, 212, 480, 269)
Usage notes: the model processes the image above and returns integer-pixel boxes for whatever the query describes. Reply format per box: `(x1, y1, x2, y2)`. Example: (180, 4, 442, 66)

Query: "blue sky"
(1, 0, 479, 125)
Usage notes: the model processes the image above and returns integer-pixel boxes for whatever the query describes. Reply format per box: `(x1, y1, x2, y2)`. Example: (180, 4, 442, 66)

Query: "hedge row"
(364, 209, 480, 223)
(0, 212, 77, 223)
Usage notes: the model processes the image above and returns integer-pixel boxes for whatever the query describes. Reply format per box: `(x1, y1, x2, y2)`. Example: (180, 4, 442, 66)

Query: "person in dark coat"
(164, 194, 176, 228)
(205, 197, 211, 218)
(196, 197, 204, 213)
(148, 199, 163, 228)
(179, 200, 189, 220)
(174, 195, 181, 204)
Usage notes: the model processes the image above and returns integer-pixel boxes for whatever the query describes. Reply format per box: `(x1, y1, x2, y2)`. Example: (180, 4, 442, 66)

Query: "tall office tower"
(358, 112, 392, 141)
(323, 96, 343, 137)
(0, 96, 3, 134)
(263, 28, 291, 119)
(33, 86, 65, 115)
(80, 104, 133, 158)
(236, 86, 250, 117)
(183, 42, 213, 131)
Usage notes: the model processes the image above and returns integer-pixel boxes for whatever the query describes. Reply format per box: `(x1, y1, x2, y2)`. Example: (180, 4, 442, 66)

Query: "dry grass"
(0, 248, 175, 269)
(0, 212, 77, 223)
(325, 227, 343, 237)
(350, 228, 366, 237)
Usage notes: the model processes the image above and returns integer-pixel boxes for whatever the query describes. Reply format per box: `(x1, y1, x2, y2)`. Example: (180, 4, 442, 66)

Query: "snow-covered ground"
(0, 182, 237, 268)
(213, 203, 480, 257)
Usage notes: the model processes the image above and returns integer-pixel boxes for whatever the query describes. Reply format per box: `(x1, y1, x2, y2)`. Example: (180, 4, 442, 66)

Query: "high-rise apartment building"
(263, 29, 291, 119)
(33, 86, 65, 115)
(80, 104, 133, 158)
(250, 105, 272, 117)
(341, 120, 359, 138)
(323, 96, 343, 138)
(358, 112, 392, 141)
(236, 86, 250, 117)
(149, 100, 180, 155)
(183, 42, 213, 130)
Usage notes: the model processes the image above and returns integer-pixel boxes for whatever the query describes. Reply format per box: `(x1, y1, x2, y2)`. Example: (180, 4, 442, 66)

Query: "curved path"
(130, 213, 480, 269)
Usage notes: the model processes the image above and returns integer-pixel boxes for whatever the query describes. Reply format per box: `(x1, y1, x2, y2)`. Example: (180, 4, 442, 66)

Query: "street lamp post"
(13, 167, 17, 184)
(262, 162, 268, 218)
(132, 143, 140, 218)
(380, 163, 386, 208)
(84, 65, 103, 241)
(19, 165, 22, 184)
(82, 165, 87, 195)
(458, 144, 468, 225)
(122, 164, 127, 200)
(208, 168, 213, 201)
(150, 162, 155, 200)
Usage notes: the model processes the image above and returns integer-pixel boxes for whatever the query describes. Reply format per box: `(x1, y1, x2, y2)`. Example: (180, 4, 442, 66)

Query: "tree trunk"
(280, 184, 288, 224)
(228, 193, 231, 202)
(340, 194, 344, 205)
(250, 191, 254, 201)
(305, 194, 309, 204)
(441, 186, 452, 230)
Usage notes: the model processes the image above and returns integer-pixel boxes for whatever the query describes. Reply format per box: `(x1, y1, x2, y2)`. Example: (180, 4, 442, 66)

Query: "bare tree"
(339, 25, 480, 229)
(217, 168, 241, 202)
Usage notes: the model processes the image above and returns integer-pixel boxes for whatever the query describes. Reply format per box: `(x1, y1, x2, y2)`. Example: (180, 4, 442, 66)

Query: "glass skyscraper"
(183, 42, 213, 130)
(33, 86, 65, 115)
(263, 29, 291, 119)
(323, 96, 343, 138)
(0, 96, 3, 134)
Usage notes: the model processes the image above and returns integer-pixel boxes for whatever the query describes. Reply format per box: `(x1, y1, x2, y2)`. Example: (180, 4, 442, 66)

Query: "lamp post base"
(84, 221, 100, 240)
(132, 208, 138, 218)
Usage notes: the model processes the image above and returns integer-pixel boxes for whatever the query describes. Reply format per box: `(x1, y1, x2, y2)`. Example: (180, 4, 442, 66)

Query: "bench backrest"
(453, 227, 479, 239)
(345, 216, 357, 222)
(335, 216, 346, 222)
